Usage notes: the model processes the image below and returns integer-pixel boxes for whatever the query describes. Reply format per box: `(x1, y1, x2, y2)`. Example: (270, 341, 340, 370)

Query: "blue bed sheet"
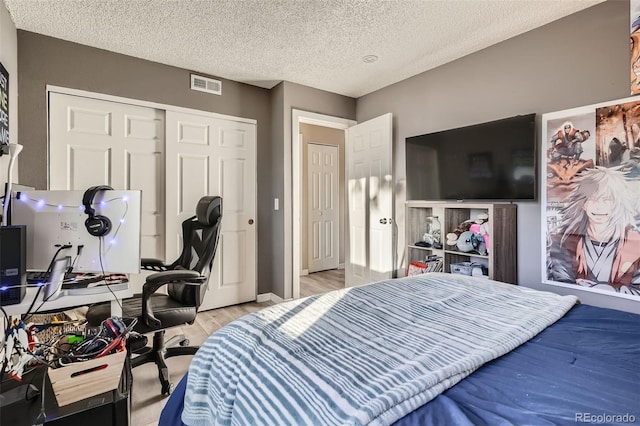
(159, 304, 640, 425)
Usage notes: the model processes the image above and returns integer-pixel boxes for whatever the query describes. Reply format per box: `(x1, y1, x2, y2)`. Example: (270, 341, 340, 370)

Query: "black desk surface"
(0, 357, 131, 426)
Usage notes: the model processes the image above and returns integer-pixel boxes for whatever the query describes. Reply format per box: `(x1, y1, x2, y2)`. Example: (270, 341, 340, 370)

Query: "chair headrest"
(196, 196, 222, 226)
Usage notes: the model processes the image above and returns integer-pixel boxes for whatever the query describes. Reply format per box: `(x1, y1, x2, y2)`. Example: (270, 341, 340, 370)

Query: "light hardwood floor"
(132, 268, 344, 426)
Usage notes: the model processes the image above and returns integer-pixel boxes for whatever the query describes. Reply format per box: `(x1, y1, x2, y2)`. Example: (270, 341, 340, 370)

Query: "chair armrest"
(142, 270, 207, 328)
(141, 258, 168, 271)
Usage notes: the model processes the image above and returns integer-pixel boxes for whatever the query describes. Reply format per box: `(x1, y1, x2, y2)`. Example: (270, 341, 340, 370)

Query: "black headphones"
(82, 185, 113, 237)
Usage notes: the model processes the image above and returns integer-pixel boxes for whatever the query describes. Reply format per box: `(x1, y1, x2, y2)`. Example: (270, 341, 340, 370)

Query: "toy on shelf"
(2, 319, 36, 381)
(445, 213, 490, 255)
(421, 216, 442, 249)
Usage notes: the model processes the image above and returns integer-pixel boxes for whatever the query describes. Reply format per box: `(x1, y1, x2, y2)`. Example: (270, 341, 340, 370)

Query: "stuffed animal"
(446, 213, 490, 255)
(445, 220, 474, 246)
(469, 217, 490, 252)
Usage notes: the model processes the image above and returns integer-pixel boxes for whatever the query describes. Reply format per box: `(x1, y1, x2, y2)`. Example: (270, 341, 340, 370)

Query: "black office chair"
(86, 196, 222, 395)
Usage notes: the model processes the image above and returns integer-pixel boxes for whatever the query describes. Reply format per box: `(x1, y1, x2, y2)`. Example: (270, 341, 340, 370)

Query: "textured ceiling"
(4, 0, 604, 97)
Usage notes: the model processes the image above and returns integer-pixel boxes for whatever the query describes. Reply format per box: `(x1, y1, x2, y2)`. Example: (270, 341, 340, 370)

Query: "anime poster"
(632, 0, 640, 94)
(543, 96, 640, 300)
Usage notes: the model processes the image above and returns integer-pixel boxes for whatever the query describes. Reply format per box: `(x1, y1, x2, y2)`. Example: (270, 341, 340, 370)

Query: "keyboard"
(62, 273, 129, 295)
(63, 282, 129, 296)
(61, 274, 107, 288)
(26, 270, 77, 284)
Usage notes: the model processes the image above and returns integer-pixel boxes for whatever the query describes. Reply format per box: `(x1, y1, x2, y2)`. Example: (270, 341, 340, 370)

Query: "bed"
(159, 273, 640, 425)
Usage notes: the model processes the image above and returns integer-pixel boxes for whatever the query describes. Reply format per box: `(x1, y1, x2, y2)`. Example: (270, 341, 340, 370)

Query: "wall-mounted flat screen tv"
(406, 113, 537, 201)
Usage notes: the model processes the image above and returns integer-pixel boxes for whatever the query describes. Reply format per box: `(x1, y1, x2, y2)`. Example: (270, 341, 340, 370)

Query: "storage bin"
(48, 350, 126, 406)
(407, 262, 427, 276)
(450, 262, 483, 276)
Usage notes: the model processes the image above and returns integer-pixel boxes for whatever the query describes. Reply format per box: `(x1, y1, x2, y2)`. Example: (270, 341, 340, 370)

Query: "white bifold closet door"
(164, 111, 256, 311)
(48, 92, 257, 310)
(49, 93, 166, 262)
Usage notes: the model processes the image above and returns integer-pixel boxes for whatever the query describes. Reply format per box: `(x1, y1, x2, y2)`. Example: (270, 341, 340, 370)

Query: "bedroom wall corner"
(355, 0, 639, 314)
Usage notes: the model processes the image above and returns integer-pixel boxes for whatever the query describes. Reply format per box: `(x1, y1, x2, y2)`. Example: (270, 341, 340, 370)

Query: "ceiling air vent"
(190, 74, 222, 95)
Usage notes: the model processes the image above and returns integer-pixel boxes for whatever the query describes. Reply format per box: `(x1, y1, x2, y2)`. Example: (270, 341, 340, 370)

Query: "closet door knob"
(379, 218, 387, 224)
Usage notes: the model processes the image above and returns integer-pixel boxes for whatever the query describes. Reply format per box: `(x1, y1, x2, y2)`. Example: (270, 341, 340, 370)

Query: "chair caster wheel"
(180, 339, 190, 347)
(162, 383, 174, 396)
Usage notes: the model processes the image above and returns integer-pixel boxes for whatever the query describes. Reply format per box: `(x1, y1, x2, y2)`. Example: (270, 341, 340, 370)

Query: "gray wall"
(16, 31, 276, 292)
(358, 0, 640, 313)
(16, 33, 355, 298)
(270, 81, 356, 298)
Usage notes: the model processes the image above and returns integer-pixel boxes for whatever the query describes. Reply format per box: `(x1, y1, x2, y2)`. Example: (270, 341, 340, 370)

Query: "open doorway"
(300, 131, 344, 297)
(291, 110, 356, 299)
(290, 110, 394, 299)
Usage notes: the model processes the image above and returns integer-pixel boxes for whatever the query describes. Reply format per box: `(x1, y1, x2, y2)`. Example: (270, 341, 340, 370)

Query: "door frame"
(289, 110, 356, 300)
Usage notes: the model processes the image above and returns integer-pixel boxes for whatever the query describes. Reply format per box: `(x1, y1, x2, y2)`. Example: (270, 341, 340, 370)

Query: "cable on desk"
(98, 237, 124, 313)
(24, 244, 73, 320)
(67, 244, 84, 276)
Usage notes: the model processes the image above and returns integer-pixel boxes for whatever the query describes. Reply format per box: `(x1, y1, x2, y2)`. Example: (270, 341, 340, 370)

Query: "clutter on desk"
(2, 313, 133, 385)
(61, 272, 129, 289)
(47, 346, 127, 406)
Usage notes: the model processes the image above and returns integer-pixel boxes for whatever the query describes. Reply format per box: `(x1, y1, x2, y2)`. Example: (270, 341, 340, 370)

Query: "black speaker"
(0, 225, 26, 306)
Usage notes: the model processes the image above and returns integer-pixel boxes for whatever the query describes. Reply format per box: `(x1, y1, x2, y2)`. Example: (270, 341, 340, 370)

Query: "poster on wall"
(632, 0, 640, 94)
(542, 96, 640, 300)
(629, 0, 640, 95)
(0, 61, 8, 156)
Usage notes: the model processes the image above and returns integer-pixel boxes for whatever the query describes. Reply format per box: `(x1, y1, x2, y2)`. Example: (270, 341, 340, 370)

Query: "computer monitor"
(11, 189, 142, 274)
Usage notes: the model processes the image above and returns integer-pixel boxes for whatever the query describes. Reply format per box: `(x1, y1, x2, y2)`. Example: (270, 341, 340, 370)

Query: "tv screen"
(406, 113, 536, 201)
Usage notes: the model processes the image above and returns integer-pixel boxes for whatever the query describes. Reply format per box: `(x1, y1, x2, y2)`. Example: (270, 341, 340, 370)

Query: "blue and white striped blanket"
(182, 273, 577, 426)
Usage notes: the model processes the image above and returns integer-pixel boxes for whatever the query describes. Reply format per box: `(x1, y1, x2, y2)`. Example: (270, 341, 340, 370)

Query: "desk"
(0, 355, 131, 426)
(1, 284, 132, 318)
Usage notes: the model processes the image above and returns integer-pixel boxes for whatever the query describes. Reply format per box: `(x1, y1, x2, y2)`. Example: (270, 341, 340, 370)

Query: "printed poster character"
(548, 122, 591, 161)
(546, 119, 595, 203)
(631, 17, 640, 94)
(547, 167, 640, 295)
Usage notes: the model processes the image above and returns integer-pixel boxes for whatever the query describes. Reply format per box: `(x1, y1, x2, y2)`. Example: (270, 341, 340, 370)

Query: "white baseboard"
(271, 293, 285, 303)
(256, 292, 284, 304)
(256, 293, 271, 303)
(338, 263, 345, 270)
(301, 269, 309, 276)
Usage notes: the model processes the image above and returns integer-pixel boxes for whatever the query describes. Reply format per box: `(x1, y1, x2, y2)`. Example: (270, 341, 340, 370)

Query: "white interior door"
(165, 110, 256, 311)
(345, 113, 393, 287)
(308, 143, 339, 273)
(49, 93, 165, 262)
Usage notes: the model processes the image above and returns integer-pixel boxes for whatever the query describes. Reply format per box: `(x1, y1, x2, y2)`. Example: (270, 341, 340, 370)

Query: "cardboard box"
(48, 350, 126, 407)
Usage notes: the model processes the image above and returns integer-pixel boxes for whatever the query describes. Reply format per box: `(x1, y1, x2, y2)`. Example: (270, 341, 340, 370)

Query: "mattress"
(183, 274, 577, 425)
(160, 303, 640, 425)
(396, 303, 640, 425)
